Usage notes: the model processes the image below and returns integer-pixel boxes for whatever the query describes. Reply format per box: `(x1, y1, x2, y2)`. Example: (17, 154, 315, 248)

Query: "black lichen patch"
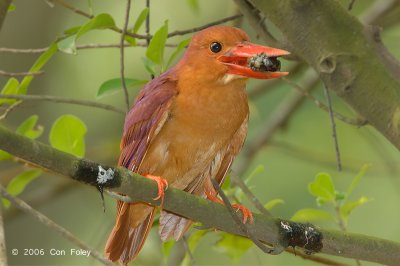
(277, 219, 323, 254)
(248, 53, 281, 72)
(74, 159, 121, 188)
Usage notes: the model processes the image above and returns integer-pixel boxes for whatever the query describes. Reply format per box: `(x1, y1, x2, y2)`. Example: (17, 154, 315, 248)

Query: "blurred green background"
(1, 0, 400, 265)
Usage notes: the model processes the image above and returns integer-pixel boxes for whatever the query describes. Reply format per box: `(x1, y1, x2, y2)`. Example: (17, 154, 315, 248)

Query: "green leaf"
(97, 78, 148, 98)
(291, 208, 335, 222)
(146, 20, 168, 65)
(264, 198, 285, 210)
(58, 14, 116, 54)
(49, 115, 87, 157)
(162, 240, 175, 264)
(57, 35, 76, 54)
(308, 173, 336, 204)
(64, 26, 82, 36)
(76, 13, 115, 39)
(18, 43, 58, 95)
(0, 78, 19, 106)
(346, 164, 370, 198)
(0, 150, 12, 161)
(214, 233, 253, 262)
(133, 8, 149, 33)
(340, 196, 370, 222)
(125, 8, 150, 46)
(8, 4, 16, 12)
(180, 230, 207, 266)
(166, 38, 191, 68)
(16, 115, 44, 139)
(2, 169, 42, 208)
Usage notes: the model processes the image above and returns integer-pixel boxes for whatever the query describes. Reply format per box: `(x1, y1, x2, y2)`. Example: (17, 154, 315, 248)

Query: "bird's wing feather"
(212, 115, 248, 187)
(118, 71, 178, 171)
(105, 72, 178, 264)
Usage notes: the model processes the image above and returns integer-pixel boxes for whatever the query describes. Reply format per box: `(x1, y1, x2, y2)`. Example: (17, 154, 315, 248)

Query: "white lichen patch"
(304, 226, 315, 245)
(280, 221, 292, 232)
(97, 166, 114, 184)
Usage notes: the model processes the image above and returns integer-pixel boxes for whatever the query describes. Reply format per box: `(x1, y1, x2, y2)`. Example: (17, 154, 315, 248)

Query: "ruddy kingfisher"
(105, 25, 289, 265)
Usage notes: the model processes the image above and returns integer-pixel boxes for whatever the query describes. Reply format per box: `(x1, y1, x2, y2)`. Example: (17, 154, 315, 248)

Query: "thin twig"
(181, 236, 195, 266)
(0, 101, 22, 120)
(0, 94, 125, 114)
(105, 191, 132, 203)
(348, 0, 356, 11)
(0, 70, 44, 77)
(210, 179, 282, 255)
(0, 42, 178, 54)
(359, 0, 400, 25)
(0, 185, 113, 266)
(120, 0, 131, 112)
(233, 0, 277, 46)
(51, 0, 93, 19)
(282, 77, 368, 126)
(145, 0, 150, 46)
(167, 14, 243, 38)
(53, 0, 241, 40)
(145, 0, 154, 80)
(285, 249, 349, 266)
(229, 171, 272, 217)
(323, 85, 342, 171)
(334, 204, 361, 265)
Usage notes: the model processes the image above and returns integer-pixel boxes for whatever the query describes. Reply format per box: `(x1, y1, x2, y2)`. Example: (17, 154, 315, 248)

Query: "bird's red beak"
(217, 42, 290, 79)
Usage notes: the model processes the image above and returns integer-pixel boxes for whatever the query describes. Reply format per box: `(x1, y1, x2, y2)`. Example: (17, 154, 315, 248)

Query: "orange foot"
(205, 191, 254, 224)
(144, 174, 168, 204)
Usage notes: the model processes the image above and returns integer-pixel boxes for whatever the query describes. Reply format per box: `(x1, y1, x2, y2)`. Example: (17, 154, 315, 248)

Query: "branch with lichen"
(247, 0, 400, 151)
(0, 126, 399, 265)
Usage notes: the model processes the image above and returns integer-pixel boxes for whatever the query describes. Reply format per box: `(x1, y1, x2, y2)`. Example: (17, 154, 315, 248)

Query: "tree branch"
(0, 185, 112, 266)
(248, 0, 400, 151)
(0, 42, 178, 54)
(0, 0, 11, 31)
(0, 70, 44, 77)
(120, 0, 131, 112)
(0, 94, 125, 114)
(0, 126, 400, 264)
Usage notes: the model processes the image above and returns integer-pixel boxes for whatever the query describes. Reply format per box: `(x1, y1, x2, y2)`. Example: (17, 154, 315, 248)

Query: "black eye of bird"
(210, 42, 222, 53)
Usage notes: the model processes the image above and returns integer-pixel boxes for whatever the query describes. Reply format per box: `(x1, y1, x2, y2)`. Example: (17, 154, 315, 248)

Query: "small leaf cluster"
(291, 165, 371, 228)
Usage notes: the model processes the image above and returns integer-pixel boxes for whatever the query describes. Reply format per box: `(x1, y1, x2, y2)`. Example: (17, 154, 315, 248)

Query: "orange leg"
(205, 191, 254, 224)
(144, 174, 168, 204)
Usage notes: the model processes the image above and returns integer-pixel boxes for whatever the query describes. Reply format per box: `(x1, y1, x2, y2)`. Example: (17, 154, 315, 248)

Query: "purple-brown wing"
(118, 70, 178, 172)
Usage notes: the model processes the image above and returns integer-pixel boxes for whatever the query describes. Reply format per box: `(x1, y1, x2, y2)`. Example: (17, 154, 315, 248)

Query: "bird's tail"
(105, 201, 155, 265)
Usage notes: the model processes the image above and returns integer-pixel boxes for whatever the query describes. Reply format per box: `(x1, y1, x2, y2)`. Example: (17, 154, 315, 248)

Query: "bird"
(105, 25, 289, 265)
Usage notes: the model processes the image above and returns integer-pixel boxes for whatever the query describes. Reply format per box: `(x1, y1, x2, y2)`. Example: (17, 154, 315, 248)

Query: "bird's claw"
(206, 191, 253, 224)
(232, 203, 253, 224)
(144, 174, 168, 202)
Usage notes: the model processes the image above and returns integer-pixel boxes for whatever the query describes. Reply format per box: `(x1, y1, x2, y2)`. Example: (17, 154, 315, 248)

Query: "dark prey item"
(248, 53, 281, 72)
